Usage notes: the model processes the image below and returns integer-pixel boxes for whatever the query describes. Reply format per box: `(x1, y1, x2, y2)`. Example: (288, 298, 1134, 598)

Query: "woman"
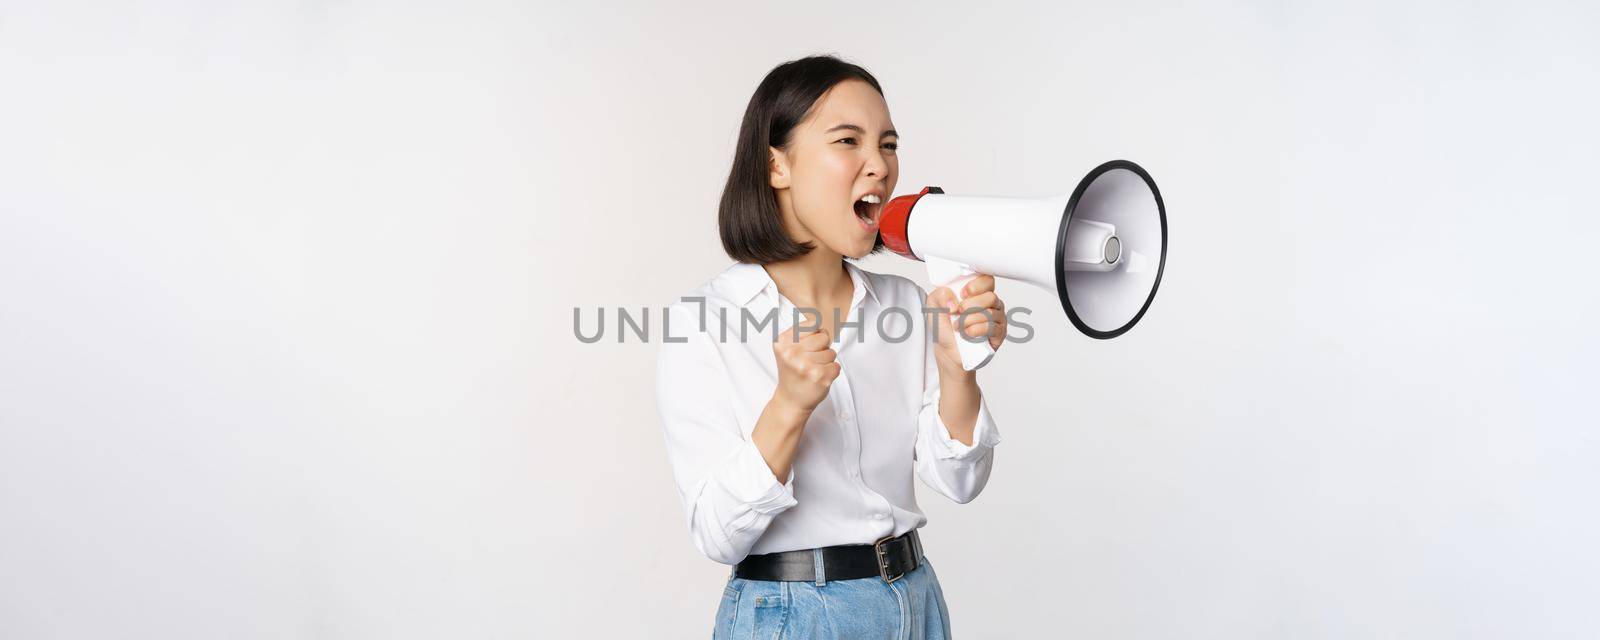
(656, 55, 1008, 639)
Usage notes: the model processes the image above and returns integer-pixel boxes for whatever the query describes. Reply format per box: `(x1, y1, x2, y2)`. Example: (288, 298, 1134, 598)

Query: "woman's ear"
(767, 146, 791, 190)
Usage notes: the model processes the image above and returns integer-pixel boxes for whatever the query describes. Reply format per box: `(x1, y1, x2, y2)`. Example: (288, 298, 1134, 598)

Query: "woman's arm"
(657, 303, 802, 565)
(912, 283, 1004, 504)
(751, 394, 811, 484)
(913, 352, 1002, 505)
(657, 304, 840, 565)
(753, 324, 840, 481)
(935, 366, 982, 446)
(928, 273, 1007, 446)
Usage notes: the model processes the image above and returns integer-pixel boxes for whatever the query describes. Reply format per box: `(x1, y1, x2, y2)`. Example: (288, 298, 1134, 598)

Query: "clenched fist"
(772, 324, 840, 414)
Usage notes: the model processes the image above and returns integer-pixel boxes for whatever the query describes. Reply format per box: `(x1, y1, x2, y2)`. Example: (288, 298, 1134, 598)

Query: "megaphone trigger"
(924, 255, 996, 372)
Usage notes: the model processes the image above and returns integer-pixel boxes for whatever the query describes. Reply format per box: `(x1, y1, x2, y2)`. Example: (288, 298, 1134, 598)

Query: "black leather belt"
(733, 529, 923, 584)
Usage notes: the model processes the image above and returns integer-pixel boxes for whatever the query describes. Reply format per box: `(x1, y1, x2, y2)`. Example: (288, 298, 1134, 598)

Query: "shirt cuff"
(929, 387, 1003, 463)
(713, 438, 798, 515)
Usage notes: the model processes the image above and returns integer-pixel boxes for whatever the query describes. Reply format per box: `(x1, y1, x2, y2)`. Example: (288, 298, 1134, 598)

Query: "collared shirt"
(655, 259, 1002, 565)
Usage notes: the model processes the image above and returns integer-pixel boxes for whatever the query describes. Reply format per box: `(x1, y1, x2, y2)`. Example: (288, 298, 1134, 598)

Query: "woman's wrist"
(935, 366, 982, 445)
(936, 362, 977, 385)
(767, 394, 814, 426)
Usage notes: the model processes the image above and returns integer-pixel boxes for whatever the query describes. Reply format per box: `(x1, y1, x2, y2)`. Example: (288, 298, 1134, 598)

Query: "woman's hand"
(927, 274, 1007, 376)
(771, 324, 840, 415)
(753, 324, 839, 483)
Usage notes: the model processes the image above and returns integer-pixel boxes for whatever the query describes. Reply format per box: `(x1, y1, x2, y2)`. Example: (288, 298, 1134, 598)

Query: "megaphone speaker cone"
(1056, 160, 1168, 339)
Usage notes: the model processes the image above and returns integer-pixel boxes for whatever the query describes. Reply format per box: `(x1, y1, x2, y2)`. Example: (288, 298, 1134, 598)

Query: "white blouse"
(655, 259, 1002, 566)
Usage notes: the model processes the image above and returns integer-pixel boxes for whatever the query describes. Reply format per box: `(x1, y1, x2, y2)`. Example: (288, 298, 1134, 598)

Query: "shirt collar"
(721, 260, 881, 308)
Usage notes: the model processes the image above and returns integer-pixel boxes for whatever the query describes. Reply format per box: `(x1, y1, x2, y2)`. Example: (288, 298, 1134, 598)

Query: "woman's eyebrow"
(825, 123, 899, 138)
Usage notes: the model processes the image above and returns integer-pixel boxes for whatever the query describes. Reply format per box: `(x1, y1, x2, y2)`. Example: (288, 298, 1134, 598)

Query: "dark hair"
(719, 55, 889, 264)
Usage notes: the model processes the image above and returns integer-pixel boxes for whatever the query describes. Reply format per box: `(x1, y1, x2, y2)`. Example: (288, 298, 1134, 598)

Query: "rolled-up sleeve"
(913, 295, 1002, 504)
(656, 302, 797, 565)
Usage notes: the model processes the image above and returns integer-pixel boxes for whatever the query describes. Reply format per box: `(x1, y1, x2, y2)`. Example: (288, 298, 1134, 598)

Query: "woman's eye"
(837, 137, 897, 151)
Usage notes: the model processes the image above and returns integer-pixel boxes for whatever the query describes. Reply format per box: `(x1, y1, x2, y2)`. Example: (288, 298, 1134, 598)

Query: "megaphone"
(879, 159, 1168, 371)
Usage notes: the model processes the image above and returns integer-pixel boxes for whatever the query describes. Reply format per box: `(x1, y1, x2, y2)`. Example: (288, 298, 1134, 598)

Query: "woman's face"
(769, 79, 899, 260)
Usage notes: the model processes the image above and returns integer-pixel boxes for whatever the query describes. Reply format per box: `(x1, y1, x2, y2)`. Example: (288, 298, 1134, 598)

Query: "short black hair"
(719, 54, 889, 264)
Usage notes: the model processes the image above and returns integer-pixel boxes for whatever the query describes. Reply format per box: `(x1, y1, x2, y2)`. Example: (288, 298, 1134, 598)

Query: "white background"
(2, 1, 1597, 638)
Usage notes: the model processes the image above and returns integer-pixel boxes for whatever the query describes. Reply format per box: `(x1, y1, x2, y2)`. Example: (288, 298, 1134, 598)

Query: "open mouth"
(853, 194, 882, 227)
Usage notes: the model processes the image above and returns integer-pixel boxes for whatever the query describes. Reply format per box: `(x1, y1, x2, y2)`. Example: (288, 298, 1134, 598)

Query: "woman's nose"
(864, 155, 887, 178)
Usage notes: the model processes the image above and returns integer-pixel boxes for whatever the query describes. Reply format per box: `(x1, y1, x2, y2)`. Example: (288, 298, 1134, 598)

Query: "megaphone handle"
(924, 255, 995, 372)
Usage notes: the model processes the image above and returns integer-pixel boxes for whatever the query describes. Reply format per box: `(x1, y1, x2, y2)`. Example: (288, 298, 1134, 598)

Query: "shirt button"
(873, 512, 886, 519)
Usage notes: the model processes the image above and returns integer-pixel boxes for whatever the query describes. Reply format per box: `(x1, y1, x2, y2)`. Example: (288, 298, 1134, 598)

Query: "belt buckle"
(873, 534, 905, 584)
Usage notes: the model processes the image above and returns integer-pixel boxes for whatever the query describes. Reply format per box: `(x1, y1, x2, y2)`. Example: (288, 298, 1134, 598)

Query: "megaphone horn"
(878, 159, 1168, 371)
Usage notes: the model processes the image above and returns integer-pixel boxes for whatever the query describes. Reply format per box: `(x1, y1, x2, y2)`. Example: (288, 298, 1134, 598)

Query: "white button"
(850, 469, 860, 478)
(873, 512, 886, 519)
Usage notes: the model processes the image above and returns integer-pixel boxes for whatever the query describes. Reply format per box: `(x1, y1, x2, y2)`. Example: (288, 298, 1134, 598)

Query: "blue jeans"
(713, 552, 953, 639)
